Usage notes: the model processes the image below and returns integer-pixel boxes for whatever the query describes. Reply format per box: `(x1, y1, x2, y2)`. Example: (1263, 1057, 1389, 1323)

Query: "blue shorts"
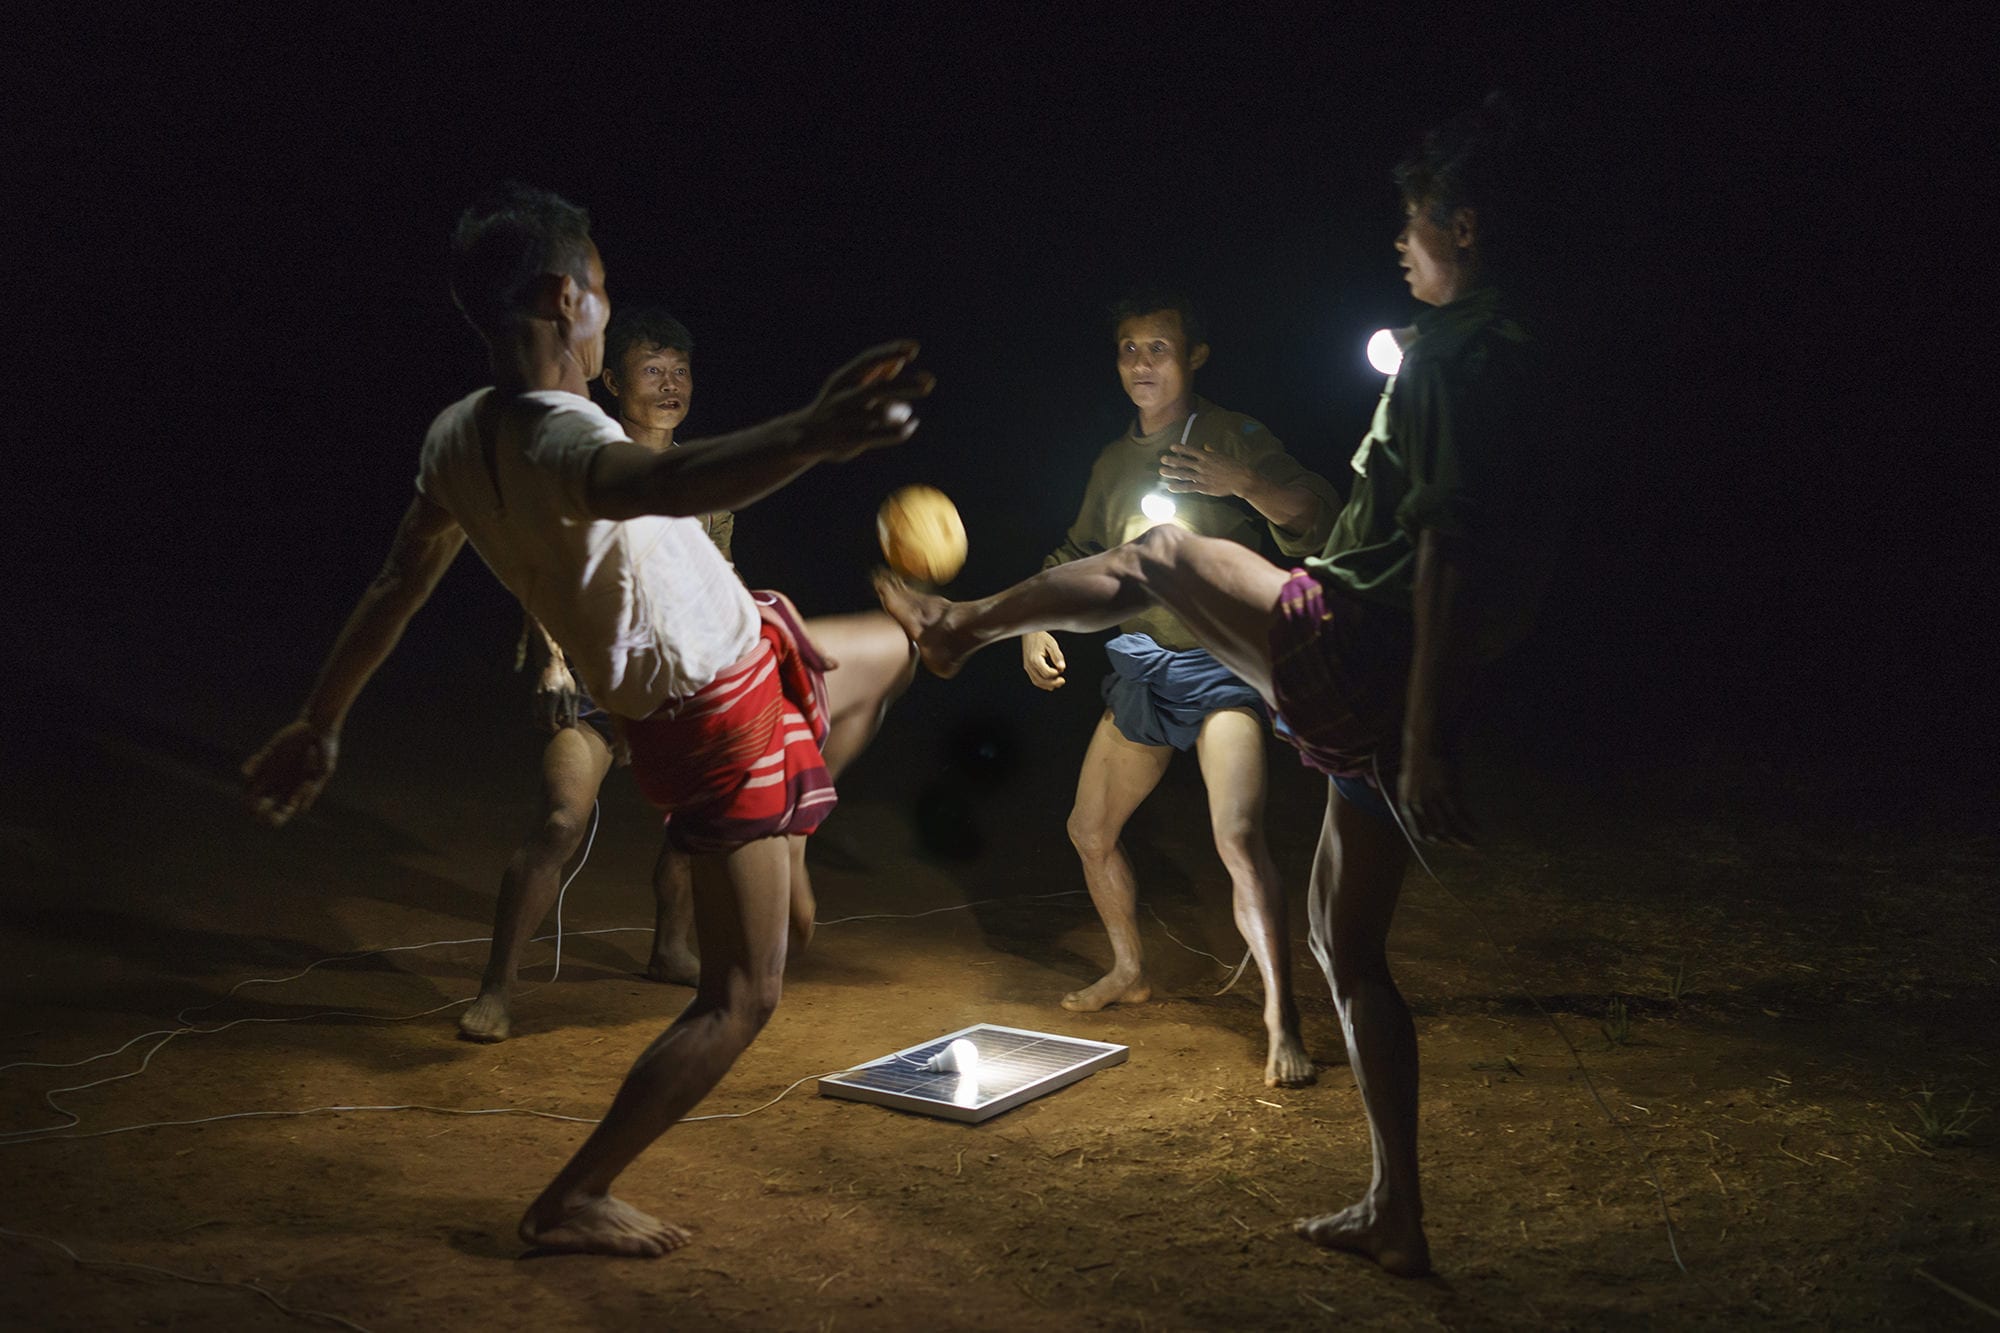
(574, 689, 616, 744)
(1268, 713, 1399, 827)
(1100, 633, 1264, 751)
(1332, 773, 1396, 825)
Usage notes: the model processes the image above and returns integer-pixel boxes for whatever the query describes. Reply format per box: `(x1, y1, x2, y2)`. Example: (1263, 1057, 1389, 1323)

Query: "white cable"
(0, 1223, 373, 1332)
(825, 888, 1250, 995)
(0, 852, 1211, 1145)
(815, 887, 1083, 926)
(1369, 755, 1696, 1280)
(1, 803, 608, 1143)
(681, 1069, 849, 1122)
(543, 799, 599, 984)
(1210, 949, 1253, 997)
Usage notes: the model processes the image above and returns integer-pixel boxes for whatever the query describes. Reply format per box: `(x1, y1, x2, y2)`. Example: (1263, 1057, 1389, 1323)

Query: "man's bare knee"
(1211, 820, 1265, 877)
(1066, 809, 1115, 862)
(531, 808, 589, 860)
(1128, 522, 1193, 578)
(725, 970, 783, 1037)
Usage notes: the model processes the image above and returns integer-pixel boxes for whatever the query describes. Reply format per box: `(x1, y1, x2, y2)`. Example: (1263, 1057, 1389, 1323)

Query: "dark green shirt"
(1045, 397, 1340, 650)
(664, 441, 734, 562)
(1307, 287, 1552, 656)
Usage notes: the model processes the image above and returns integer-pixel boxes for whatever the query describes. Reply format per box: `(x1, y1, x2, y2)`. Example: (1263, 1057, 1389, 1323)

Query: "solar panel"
(817, 1024, 1129, 1123)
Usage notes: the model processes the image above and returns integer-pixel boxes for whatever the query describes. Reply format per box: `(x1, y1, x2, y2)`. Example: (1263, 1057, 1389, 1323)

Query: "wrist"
(299, 708, 342, 739)
(778, 408, 819, 459)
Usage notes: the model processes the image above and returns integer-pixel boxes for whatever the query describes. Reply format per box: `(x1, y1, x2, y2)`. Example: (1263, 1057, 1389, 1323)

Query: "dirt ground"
(2, 688, 1995, 1331)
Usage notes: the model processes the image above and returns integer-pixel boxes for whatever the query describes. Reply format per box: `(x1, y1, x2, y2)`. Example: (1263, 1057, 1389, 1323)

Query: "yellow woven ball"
(877, 484, 968, 584)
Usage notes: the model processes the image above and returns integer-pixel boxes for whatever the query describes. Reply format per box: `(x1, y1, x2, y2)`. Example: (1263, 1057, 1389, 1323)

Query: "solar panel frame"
(816, 1023, 1129, 1123)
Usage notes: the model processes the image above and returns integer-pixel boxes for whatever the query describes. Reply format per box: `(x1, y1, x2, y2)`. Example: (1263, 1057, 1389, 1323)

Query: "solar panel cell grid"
(817, 1024, 1129, 1123)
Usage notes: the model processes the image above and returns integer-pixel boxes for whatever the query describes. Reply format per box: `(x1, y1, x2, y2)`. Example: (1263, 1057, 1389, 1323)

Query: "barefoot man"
(1025, 291, 1337, 1087)
(878, 100, 1556, 1276)
(462, 305, 725, 1043)
(244, 182, 930, 1255)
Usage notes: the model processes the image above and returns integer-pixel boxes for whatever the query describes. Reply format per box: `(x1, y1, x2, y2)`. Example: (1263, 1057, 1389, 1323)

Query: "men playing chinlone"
(1024, 291, 1338, 1088)
(245, 182, 930, 1256)
(877, 97, 1558, 1277)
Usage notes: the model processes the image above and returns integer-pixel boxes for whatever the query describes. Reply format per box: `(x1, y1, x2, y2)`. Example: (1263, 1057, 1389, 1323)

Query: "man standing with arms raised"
(245, 182, 930, 1256)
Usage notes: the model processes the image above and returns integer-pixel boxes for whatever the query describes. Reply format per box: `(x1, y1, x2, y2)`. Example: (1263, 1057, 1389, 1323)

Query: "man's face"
(1396, 201, 1467, 307)
(608, 342, 694, 435)
(1115, 310, 1206, 414)
(574, 242, 611, 378)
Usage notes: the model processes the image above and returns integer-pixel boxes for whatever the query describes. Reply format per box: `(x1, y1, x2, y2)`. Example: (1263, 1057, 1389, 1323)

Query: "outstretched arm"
(242, 491, 465, 826)
(1397, 528, 1485, 846)
(584, 341, 934, 521)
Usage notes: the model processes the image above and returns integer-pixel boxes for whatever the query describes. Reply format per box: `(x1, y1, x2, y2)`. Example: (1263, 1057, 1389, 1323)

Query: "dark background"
(12, 9, 1992, 818)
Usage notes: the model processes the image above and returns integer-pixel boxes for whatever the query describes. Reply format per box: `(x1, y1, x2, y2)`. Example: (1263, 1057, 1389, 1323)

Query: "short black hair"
(1108, 290, 1208, 352)
(1394, 93, 1545, 281)
(605, 305, 694, 377)
(447, 181, 594, 335)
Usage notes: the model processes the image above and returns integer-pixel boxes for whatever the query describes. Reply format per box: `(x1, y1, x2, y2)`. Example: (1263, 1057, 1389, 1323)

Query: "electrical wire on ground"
(1371, 754, 1701, 1285)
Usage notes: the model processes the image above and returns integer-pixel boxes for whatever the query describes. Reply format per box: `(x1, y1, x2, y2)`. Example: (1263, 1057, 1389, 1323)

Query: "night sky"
(15, 11, 1990, 813)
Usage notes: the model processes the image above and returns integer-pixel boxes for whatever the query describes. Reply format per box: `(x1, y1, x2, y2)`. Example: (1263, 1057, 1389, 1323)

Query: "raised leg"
(460, 726, 615, 1042)
(1194, 707, 1313, 1088)
(519, 835, 794, 1257)
(875, 526, 1291, 697)
(1060, 714, 1172, 1012)
(644, 843, 700, 987)
(801, 609, 919, 779)
(1294, 781, 1428, 1276)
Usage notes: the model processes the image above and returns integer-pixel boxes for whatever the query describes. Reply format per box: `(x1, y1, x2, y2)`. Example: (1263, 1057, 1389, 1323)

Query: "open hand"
(1022, 631, 1066, 691)
(536, 660, 580, 734)
(242, 721, 339, 828)
(804, 341, 935, 461)
(1397, 749, 1477, 848)
(1160, 441, 1255, 498)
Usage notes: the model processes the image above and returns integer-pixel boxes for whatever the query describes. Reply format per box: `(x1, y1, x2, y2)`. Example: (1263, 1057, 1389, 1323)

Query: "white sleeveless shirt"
(416, 388, 759, 717)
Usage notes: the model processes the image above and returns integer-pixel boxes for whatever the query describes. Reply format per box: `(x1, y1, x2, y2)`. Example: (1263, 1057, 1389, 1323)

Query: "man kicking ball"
(245, 182, 929, 1256)
(877, 99, 1556, 1276)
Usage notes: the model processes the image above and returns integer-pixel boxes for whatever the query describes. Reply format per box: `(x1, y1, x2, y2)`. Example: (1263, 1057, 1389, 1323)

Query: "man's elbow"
(368, 547, 450, 614)
(362, 568, 423, 619)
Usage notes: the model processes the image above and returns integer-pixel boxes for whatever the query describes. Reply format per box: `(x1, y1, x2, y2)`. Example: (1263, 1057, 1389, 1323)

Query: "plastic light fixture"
(1367, 328, 1403, 376)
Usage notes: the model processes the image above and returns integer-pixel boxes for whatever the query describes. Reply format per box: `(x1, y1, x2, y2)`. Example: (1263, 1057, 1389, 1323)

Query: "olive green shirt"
(693, 507, 734, 563)
(1307, 286, 1552, 657)
(1044, 397, 1340, 650)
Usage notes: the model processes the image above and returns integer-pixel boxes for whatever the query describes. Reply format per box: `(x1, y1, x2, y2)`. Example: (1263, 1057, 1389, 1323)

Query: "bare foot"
(1294, 1199, 1431, 1277)
(1062, 970, 1152, 1012)
(642, 949, 700, 988)
(458, 992, 512, 1043)
(519, 1193, 690, 1259)
(1265, 1028, 1317, 1088)
(871, 570, 969, 679)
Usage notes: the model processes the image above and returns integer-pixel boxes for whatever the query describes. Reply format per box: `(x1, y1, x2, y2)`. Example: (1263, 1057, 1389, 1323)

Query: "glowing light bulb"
(1140, 492, 1177, 522)
(926, 1038, 981, 1076)
(1366, 328, 1403, 377)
